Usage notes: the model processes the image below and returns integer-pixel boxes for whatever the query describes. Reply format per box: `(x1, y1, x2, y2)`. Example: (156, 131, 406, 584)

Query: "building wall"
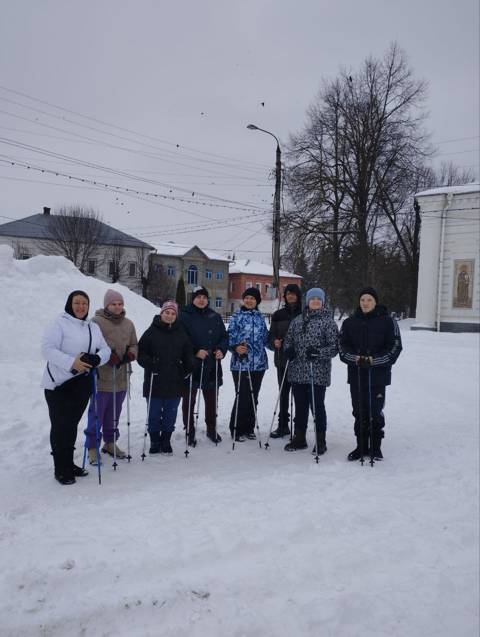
(149, 251, 229, 310)
(229, 272, 302, 313)
(0, 235, 147, 294)
(413, 190, 480, 331)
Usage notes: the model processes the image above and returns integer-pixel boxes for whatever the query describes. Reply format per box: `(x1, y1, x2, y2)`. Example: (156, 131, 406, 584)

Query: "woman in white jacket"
(42, 290, 110, 485)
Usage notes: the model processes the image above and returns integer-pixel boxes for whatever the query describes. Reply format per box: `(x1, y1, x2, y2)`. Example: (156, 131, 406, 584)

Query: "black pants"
(181, 387, 217, 433)
(229, 370, 264, 436)
(276, 366, 291, 429)
(350, 379, 386, 439)
(292, 383, 327, 433)
(44, 375, 92, 476)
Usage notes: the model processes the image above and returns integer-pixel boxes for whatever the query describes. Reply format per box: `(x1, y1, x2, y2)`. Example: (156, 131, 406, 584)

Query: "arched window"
(187, 265, 198, 285)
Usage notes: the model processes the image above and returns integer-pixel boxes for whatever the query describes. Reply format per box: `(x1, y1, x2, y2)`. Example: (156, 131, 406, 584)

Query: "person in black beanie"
(179, 286, 228, 445)
(339, 287, 402, 461)
(267, 283, 302, 438)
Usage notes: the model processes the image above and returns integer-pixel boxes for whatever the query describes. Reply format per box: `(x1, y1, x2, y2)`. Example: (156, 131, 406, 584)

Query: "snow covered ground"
(1, 246, 479, 637)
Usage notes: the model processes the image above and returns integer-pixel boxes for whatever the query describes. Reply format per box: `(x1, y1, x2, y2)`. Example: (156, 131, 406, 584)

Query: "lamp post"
(247, 124, 281, 296)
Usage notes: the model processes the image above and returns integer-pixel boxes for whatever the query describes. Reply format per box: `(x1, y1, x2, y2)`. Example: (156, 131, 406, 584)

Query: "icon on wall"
(452, 259, 474, 309)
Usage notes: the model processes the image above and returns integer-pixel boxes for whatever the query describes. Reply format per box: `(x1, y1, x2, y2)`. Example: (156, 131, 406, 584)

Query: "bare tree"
(146, 261, 176, 305)
(43, 205, 107, 273)
(11, 239, 31, 260)
(134, 247, 151, 298)
(107, 244, 128, 283)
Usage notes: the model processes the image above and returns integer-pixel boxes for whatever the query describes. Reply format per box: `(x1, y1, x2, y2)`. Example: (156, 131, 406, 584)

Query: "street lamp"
(247, 124, 281, 296)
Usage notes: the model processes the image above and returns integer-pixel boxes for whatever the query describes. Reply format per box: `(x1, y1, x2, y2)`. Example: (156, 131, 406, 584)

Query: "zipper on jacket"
(47, 363, 55, 383)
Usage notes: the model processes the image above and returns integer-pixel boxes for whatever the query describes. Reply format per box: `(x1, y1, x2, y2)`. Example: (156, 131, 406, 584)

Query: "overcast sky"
(0, 0, 478, 261)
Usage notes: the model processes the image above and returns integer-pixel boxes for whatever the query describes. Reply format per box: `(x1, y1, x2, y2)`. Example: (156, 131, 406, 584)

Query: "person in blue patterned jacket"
(228, 287, 269, 441)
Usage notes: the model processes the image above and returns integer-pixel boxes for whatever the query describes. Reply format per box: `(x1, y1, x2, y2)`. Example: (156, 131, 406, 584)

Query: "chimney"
(43, 207, 51, 216)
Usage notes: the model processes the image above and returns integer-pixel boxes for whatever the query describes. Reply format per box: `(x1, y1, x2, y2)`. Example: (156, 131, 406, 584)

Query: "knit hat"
(242, 287, 261, 306)
(284, 283, 302, 302)
(192, 286, 209, 301)
(160, 299, 178, 315)
(306, 287, 325, 304)
(65, 290, 90, 320)
(104, 289, 124, 308)
(358, 287, 379, 303)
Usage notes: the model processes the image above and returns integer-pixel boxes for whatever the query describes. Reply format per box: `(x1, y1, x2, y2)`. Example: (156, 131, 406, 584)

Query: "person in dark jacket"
(267, 283, 302, 438)
(179, 286, 228, 445)
(339, 287, 402, 461)
(137, 300, 194, 455)
(283, 288, 338, 454)
(228, 287, 268, 442)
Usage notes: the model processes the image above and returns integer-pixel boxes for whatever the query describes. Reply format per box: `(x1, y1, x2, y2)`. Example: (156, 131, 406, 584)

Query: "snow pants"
(181, 387, 217, 434)
(44, 374, 92, 476)
(291, 383, 327, 433)
(229, 370, 265, 437)
(350, 381, 386, 438)
(148, 397, 181, 433)
(85, 390, 126, 448)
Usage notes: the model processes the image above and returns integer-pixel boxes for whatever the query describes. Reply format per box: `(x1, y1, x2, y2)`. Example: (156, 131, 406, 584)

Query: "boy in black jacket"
(339, 287, 402, 461)
(267, 284, 302, 438)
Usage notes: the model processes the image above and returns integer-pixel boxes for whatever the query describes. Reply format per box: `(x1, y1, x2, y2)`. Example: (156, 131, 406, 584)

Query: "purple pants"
(85, 390, 126, 448)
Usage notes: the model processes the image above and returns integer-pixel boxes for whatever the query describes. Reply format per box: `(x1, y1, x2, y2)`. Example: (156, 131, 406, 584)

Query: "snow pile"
(0, 247, 479, 637)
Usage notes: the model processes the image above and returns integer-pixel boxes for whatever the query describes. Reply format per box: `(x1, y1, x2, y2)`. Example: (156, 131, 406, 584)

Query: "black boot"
(53, 449, 76, 485)
(206, 426, 222, 443)
(312, 431, 327, 456)
(187, 427, 197, 447)
(72, 464, 88, 477)
(160, 432, 173, 455)
(270, 423, 291, 439)
(149, 431, 161, 454)
(372, 433, 383, 460)
(347, 434, 369, 461)
(284, 430, 307, 451)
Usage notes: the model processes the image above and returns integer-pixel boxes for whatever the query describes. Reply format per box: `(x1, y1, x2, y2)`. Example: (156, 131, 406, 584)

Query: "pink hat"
(160, 300, 178, 315)
(104, 289, 124, 308)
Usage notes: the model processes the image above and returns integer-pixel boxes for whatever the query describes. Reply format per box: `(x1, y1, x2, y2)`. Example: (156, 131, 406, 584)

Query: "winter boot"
(187, 427, 197, 447)
(102, 442, 127, 459)
(206, 426, 222, 443)
(55, 473, 76, 485)
(270, 424, 291, 439)
(149, 431, 161, 454)
(372, 434, 383, 460)
(88, 447, 102, 466)
(72, 464, 88, 477)
(245, 432, 257, 440)
(347, 434, 369, 461)
(312, 431, 327, 456)
(284, 430, 308, 452)
(160, 432, 173, 455)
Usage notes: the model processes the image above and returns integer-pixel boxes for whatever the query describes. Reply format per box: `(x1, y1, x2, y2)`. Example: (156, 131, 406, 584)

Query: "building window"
(246, 281, 252, 289)
(255, 283, 261, 290)
(216, 271, 224, 280)
(87, 260, 96, 275)
(215, 297, 222, 309)
(205, 269, 212, 280)
(187, 265, 198, 285)
(108, 261, 114, 276)
(129, 262, 137, 277)
(167, 265, 175, 277)
(230, 281, 235, 293)
(153, 263, 163, 273)
(20, 252, 30, 260)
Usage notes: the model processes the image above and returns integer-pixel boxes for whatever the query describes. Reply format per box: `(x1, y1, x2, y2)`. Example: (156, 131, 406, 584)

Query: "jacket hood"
(95, 308, 126, 322)
(64, 290, 90, 320)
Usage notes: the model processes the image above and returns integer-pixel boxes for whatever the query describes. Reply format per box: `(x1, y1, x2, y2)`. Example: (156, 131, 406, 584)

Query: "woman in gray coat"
(283, 288, 338, 454)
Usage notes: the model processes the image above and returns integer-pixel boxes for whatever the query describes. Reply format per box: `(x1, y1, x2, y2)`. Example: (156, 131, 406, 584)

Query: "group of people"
(41, 283, 402, 485)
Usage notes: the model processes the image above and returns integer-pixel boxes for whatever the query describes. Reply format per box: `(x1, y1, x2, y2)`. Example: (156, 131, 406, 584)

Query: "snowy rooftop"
(415, 182, 480, 198)
(229, 258, 302, 278)
(151, 241, 229, 262)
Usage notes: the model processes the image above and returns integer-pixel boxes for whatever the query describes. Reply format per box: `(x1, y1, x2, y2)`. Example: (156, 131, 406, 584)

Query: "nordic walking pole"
(246, 366, 262, 449)
(264, 361, 289, 450)
(289, 384, 294, 447)
(92, 369, 102, 484)
(367, 366, 375, 467)
(192, 360, 204, 446)
(310, 361, 320, 465)
(185, 373, 193, 459)
(126, 363, 132, 462)
(141, 373, 155, 462)
(214, 357, 219, 446)
(232, 369, 242, 450)
(111, 364, 118, 471)
(357, 364, 365, 467)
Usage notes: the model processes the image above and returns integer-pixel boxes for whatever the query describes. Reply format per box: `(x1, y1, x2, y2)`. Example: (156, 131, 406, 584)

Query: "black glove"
(80, 353, 101, 368)
(306, 346, 320, 361)
(284, 348, 296, 361)
(356, 356, 371, 368)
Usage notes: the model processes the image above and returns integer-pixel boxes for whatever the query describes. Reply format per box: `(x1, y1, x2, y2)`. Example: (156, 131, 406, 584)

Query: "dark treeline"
(281, 43, 474, 317)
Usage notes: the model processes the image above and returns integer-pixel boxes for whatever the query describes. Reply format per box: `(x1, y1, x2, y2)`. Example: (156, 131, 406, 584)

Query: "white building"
(412, 183, 480, 332)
